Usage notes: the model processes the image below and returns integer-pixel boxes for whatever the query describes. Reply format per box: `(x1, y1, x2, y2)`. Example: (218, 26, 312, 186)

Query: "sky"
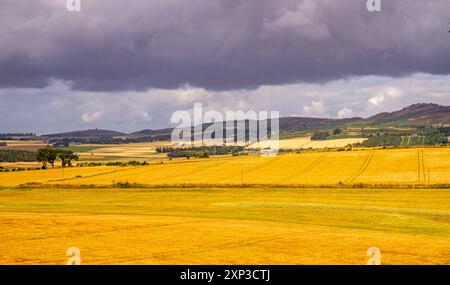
(1, 0, 450, 134)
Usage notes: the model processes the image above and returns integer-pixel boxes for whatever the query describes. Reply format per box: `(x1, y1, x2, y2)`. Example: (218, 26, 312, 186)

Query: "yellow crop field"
(1, 188, 450, 264)
(0, 140, 49, 152)
(248, 137, 311, 149)
(1, 147, 446, 187)
(0, 166, 130, 187)
(1, 147, 449, 265)
(0, 161, 42, 169)
(248, 137, 367, 150)
(301, 138, 367, 149)
(75, 141, 172, 161)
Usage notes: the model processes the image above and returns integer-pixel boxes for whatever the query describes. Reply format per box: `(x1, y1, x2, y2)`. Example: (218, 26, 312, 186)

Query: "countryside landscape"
(1, 103, 450, 264)
(2, 0, 450, 268)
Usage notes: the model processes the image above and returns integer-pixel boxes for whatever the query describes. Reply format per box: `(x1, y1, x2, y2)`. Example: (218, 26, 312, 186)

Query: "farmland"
(1, 147, 448, 187)
(248, 137, 367, 150)
(0, 146, 449, 264)
(70, 142, 172, 162)
(1, 187, 450, 264)
(0, 140, 49, 152)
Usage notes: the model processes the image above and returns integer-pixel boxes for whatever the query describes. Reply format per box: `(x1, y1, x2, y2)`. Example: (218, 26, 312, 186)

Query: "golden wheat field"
(248, 137, 367, 150)
(0, 140, 49, 152)
(75, 142, 172, 161)
(1, 147, 448, 187)
(1, 188, 450, 264)
(1, 147, 450, 264)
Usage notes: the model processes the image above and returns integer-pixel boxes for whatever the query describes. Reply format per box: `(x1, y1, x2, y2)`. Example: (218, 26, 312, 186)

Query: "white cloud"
(337, 108, 354, 119)
(1, 73, 450, 134)
(369, 94, 385, 106)
(81, 111, 104, 123)
(303, 100, 328, 117)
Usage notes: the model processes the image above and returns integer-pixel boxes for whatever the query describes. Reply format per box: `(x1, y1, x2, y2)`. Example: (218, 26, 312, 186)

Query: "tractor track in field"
(347, 152, 374, 183)
(417, 150, 426, 184)
(276, 153, 329, 183)
(301, 154, 328, 174)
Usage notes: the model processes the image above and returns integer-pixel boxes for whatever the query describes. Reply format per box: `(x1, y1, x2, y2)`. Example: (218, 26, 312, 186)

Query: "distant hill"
(43, 129, 126, 138)
(279, 117, 362, 131)
(132, 128, 173, 136)
(362, 103, 450, 127)
(39, 103, 450, 141)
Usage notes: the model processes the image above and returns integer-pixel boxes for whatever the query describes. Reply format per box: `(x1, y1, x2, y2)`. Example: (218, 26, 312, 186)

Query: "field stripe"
(347, 152, 374, 183)
(301, 154, 328, 174)
(274, 153, 329, 183)
(417, 150, 421, 184)
(422, 150, 426, 182)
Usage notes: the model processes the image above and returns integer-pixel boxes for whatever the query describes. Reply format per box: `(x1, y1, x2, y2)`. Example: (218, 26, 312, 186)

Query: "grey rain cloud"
(1, 0, 450, 91)
(1, 74, 450, 134)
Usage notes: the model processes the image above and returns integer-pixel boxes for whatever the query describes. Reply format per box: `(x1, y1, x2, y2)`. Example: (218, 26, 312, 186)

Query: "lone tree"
(333, 128, 343, 135)
(57, 149, 79, 167)
(36, 147, 58, 169)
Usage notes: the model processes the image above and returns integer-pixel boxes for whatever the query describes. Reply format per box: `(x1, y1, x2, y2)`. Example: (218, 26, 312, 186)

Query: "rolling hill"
(43, 129, 126, 138)
(362, 103, 450, 126)
(39, 103, 450, 141)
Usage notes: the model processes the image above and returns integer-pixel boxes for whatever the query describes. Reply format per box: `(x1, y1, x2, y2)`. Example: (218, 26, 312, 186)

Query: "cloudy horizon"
(1, 0, 450, 134)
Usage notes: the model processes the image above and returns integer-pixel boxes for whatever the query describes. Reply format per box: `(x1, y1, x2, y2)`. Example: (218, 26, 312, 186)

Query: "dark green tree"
(333, 128, 343, 135)
(36, 147, 58, 169)
(57, 149, 79, 167)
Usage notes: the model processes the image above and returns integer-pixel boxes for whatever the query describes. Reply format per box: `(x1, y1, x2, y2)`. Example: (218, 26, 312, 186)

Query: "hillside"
(43, 129, 126, 138)
(38, 103, 450, 141)
(279, 117, 362, 131)
(363, 103, 450, 127)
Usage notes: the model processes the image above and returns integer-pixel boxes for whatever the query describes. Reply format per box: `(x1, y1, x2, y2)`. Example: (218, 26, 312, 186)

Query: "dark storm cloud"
(1, 0, 449, 91)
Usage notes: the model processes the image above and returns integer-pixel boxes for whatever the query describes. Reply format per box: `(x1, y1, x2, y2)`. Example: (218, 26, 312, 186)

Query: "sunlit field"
(74, 141, 172, 162)
(1, 188, 450, 264)
(1, 147, 448, 187)
(247, 137, 367, 150)
(0, 140, 49, 152)
(1, 147, 449, 265)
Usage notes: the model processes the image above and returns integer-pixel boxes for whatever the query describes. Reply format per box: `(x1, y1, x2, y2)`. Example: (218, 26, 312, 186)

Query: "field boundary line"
(46, 167, 135, 183)
(13, 182, 450, 190)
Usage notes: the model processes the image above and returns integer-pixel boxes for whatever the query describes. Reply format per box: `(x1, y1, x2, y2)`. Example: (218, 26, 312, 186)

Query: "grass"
(1, 187, 450, 264)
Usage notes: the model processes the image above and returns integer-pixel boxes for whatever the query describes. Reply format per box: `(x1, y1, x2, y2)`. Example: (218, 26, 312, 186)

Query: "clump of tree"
(0, 150, 37, 162)
(311, 131, 330, 140)
(156, 146, 244, 156)
(333, 128, 343, 135)
(357, 134, 403, 147)
(36, 147, 78, 169)
(167, 150, 209, 159)
(106, 161, 149, 166)
(57, 149, 79, 167)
